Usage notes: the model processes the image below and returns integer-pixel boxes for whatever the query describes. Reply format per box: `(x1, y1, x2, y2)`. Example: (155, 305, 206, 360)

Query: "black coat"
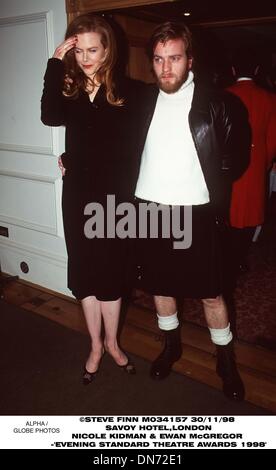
(41, 58, 142, 201)
(41, 58, 143, 299)
(134, 83, 251, 216)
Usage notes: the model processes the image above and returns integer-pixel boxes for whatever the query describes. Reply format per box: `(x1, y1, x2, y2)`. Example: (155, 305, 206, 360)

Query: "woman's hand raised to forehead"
(53, 36, 77, 61)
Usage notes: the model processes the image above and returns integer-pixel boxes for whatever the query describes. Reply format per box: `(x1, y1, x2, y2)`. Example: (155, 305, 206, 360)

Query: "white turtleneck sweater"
(135, 71, 210, 205)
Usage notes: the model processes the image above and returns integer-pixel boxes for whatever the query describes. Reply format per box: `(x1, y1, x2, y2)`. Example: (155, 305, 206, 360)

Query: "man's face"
(152, 38, 192, 93)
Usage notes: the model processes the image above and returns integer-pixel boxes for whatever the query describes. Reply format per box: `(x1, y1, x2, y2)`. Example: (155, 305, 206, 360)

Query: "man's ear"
(188, 58, 193, 69)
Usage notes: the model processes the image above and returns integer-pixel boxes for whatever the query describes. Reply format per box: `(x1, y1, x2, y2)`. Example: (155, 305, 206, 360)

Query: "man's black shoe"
(150, 327, 182, 380)
(216, 340, 245, 401)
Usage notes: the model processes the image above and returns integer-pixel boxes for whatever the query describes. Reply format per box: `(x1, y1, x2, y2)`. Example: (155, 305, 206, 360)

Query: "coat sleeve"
(41, 58, 66, 126)
(266, 96, 276, 168)
(219, 91, 251, 182)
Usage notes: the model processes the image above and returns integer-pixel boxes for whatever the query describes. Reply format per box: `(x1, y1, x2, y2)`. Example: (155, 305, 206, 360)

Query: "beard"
(155, 70, 190, 94)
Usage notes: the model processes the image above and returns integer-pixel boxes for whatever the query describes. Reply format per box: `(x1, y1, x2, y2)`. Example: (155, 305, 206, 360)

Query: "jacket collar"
(191, 82, 211, 115)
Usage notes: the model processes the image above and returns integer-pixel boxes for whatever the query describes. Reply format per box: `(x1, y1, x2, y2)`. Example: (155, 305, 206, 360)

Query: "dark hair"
(63, 14, 123, 105)
(147, 21, 193, 61)
(231, 48, 260, 78)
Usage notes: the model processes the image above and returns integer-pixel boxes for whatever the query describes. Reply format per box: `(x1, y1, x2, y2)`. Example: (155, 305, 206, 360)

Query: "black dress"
(41, 59, 141, 300)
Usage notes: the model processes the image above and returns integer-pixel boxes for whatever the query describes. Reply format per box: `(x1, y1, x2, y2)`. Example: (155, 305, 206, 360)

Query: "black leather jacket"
(136, 83, 251, 217)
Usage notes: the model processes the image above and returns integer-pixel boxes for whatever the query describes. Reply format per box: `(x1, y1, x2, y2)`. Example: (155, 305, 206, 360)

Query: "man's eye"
(154, 57, 162, 63)
(89, 49, 97, 53)
(74, 49, 81, 54)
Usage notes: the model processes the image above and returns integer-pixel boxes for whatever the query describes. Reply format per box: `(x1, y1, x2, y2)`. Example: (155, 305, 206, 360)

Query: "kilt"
(134, 201, 223, 299)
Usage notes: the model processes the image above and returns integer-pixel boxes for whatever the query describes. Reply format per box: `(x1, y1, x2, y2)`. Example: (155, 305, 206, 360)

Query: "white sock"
(209, 323, 233, 346)
(157, 312, 179, 331)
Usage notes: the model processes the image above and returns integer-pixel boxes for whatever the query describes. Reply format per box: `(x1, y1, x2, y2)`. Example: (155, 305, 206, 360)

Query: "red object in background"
(227, 80, 276, 228)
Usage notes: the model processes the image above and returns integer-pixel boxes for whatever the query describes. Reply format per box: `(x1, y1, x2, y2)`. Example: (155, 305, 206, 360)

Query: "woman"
(41, 14, 138, 384)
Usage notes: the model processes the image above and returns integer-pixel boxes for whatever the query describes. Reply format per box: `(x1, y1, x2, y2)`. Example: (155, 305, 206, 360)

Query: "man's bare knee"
(154, 295, 177, 316)
(201, 295, 228, 328)
(201, 295, 224, 308)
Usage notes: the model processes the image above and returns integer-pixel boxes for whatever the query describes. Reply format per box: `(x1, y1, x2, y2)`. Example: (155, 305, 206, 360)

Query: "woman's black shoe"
(104, 343, 136, 374)
(116, 356, 136, 374)
(82, 367, 98, 385)
(82, 350, 104, 385)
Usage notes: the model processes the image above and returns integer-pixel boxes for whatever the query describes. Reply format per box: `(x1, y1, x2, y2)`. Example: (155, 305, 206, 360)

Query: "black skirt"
(133, 202, 223, 299)
(62, 172, 129, 301)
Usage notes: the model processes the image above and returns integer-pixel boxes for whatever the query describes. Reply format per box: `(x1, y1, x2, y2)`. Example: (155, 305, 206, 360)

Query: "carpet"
(0, 300, 269, 416)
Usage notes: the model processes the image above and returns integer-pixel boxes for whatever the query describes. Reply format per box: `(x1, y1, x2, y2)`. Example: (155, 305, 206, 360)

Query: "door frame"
(65, 0, 276, 25)
(65, 0, 175, 23)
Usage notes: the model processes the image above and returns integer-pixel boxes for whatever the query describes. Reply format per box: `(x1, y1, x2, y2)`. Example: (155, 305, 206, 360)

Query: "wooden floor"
(1, 277, 276, 413)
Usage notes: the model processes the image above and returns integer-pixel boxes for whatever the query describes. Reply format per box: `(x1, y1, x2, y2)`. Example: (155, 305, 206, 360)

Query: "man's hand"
(58, 156, 66, 176)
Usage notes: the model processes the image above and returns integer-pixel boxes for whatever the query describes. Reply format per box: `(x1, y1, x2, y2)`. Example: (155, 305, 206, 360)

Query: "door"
(0, 0, 71, 295)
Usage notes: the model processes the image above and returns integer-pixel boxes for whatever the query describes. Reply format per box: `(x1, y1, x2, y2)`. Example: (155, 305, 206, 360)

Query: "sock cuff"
(209, 323, 233, 346)
(157, 312, 179, 331)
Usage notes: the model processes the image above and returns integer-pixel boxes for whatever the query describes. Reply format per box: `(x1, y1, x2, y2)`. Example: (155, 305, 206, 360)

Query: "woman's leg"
(101, 298, 128, 366)
(81, 296, 103, 372)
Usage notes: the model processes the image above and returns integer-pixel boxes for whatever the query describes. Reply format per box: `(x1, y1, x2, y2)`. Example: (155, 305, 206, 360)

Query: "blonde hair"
(63, 14, 123, 106)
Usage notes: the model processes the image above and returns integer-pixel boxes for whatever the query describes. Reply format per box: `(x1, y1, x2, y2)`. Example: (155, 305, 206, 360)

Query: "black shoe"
(104, 343, 136, 375)
(150, 327, 182, 380)
(116, 356, 136, 375)
(82, 349, 104, 385)
(216, 341, 245, 401)
(82, 367, 98, 385)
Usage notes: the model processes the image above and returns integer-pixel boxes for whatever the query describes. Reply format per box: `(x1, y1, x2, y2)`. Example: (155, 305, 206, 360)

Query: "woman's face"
(74, 31, 107, 77)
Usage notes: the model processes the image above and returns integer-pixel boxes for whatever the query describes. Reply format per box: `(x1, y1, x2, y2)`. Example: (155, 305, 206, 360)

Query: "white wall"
(0, 0, 71, 295)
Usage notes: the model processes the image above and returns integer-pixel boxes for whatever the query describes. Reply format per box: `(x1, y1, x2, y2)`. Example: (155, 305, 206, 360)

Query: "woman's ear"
(102, 48, 108, 63)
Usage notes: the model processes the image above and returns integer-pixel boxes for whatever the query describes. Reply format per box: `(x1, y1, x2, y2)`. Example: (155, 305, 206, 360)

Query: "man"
(134, 22, 250, 401)
(227, 50, 276, 275)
